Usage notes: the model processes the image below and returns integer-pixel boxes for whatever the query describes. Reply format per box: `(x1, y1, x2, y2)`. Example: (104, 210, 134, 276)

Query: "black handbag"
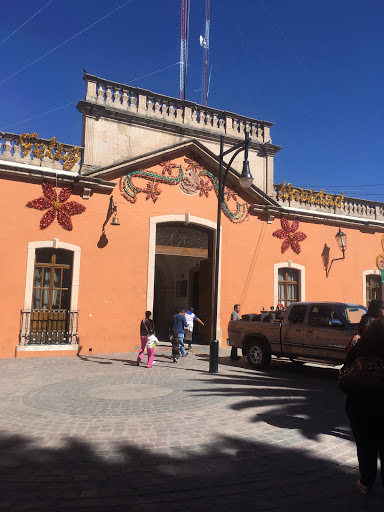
(338, 356, 384, 393)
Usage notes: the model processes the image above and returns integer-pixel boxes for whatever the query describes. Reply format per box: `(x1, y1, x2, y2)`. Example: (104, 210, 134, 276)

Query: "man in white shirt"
(184, 307, 204, 350)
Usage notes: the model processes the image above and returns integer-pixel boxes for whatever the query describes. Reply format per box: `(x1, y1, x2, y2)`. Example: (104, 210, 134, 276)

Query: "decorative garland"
(120, 165, 184, 204)
(272, 217, 307, 254)
(19, 133, 81, 171)
(119, 159, 249, 224)
(376, 235, 384, 270)
(26, 181, 86, 231)
(277, 181, 344, 208)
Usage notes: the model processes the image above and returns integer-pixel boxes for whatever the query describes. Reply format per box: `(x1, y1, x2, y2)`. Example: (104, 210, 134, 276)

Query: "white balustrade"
(83, 73, 273, 142)
(0, 132, 83, 173)
(274, 183, 384, 221)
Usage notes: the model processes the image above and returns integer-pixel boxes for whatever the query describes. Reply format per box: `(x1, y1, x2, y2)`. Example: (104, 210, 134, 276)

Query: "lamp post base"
(209, 339, 219, 373)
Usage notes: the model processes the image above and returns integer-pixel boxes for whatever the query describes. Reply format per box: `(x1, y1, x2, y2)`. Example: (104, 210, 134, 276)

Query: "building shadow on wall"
(0, 432, 382, 511)
(321, 243, 330, 274)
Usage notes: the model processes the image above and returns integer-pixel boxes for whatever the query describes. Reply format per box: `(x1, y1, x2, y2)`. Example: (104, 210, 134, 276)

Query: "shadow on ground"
(0, 432, 382, 511)
(189, 357, 352, 442)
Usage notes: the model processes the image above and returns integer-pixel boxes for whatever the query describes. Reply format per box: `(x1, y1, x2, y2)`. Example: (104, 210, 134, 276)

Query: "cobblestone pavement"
(0, 344, 382, 511)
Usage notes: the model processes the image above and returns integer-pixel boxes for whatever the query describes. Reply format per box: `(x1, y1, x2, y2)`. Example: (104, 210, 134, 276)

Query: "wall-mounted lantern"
(109, 196, 120, 226)
(326, 228, 347, 277)
(335, 228, 346, 254)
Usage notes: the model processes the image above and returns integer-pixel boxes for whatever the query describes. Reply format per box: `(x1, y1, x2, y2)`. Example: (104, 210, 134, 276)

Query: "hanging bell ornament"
(111, 215, 120, 226)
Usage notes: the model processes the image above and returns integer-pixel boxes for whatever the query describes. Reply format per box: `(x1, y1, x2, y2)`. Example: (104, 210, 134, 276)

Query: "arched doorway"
(153, 222, 214, 343)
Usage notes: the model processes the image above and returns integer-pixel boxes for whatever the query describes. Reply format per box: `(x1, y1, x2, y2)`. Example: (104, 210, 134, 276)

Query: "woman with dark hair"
(344, 318, 384, 494)
(137, 311, 154, 366)
(357, 299, 384, 336)
(345, 300, 384, 354)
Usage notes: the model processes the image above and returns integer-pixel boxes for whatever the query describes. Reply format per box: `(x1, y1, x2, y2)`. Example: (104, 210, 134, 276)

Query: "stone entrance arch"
(147, 214, 219, 343)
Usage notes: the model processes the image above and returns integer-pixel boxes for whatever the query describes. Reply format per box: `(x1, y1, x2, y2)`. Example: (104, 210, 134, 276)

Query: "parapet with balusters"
(0, 132, 82, 173)
(77, 73, 281, 190)
(80, 73, 273, 142)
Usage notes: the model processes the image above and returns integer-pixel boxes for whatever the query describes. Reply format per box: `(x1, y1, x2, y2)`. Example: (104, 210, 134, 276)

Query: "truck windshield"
(337, 305, 367, 325)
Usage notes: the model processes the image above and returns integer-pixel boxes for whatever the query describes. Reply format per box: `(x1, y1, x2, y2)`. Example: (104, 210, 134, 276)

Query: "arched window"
(366, 274, 382, 307)
(278, 268, 299, 308)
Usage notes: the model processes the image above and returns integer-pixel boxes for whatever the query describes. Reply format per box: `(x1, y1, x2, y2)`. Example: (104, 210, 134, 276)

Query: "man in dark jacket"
(230, 304, 241, 361)
(171, 308, 188, 357)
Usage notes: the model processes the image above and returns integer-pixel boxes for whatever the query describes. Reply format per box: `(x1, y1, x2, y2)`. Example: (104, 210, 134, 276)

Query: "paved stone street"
(0, 344, 382, 511)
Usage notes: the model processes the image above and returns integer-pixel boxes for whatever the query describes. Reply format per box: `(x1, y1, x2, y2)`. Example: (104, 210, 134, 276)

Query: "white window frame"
(362, 268, 383, 308)
(274, 261, 305, 307)
(19, 238, 81, 347)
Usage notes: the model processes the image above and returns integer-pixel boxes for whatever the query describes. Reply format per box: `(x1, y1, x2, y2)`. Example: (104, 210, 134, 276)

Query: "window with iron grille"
(29, 249, 73, 344)
(156, 225, 209, 249)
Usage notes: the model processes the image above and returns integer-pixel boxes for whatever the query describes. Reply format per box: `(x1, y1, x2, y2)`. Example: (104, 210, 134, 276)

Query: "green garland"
(198, 169, 249, 223)
(119, 162, 249, 224)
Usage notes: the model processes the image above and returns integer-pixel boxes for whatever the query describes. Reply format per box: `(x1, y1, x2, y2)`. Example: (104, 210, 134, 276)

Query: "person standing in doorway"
(230, 304, 241, 361)
(171, 308, 188, 357)
(184, 307, 204, 350)
(137, 311, 154, 366)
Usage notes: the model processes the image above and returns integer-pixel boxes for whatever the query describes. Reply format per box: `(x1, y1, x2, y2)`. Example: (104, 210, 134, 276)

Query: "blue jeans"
(177, 333, 187, 356)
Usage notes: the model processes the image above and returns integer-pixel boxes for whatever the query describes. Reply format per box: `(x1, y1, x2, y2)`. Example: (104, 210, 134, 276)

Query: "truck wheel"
(246, 340, 271, 369)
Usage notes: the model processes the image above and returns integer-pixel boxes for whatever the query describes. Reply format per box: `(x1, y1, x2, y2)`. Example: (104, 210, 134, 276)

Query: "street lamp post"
(209, 132, 254, 373)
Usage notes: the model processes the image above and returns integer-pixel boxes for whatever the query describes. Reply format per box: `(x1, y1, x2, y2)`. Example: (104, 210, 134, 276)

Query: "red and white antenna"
(179, 0, 190, 100)
(199, 0, 210, 105)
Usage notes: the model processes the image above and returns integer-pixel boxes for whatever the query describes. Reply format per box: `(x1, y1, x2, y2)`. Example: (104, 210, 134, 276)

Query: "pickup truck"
(227, 302, 367, 370)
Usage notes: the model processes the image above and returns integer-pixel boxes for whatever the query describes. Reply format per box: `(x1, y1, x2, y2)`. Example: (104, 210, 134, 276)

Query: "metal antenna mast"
(179, 0, 190, 100)
(199, 0, 210, 105)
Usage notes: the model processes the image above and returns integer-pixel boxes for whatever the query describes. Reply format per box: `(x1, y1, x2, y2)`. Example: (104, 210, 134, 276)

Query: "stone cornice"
(81, 139, 280, 208)
(77, 100, 281, 156)
(0, 159, 115, 196)
(250, 204, 384, 231)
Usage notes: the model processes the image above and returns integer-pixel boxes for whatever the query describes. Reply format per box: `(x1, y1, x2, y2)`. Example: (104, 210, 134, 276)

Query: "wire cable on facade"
(0, 0, 54, 47)
(0, 0, 135, 87)
(1, 101, 78, 131)
(125, 62, 180, 84)
(1, 62, 180, 131)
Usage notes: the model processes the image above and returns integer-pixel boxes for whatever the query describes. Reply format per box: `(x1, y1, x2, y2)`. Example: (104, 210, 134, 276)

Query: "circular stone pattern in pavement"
(21, 373, 224, 417)
(88, 384, 173, 400)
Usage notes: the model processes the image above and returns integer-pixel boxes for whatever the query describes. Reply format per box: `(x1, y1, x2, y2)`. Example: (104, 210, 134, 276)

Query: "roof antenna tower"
(199, 0, 210, 105)
(179, 0, 190, 100)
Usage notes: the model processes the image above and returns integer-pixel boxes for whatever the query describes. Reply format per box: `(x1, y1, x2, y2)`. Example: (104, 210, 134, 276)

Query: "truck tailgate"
(228, 320, 281, 352)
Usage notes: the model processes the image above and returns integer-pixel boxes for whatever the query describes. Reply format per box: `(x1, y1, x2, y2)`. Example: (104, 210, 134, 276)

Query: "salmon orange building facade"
(1, 73, 383, 359)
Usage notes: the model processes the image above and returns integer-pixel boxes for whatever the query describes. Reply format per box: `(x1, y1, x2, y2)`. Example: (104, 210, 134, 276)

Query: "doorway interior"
(153, 223, 213, 343)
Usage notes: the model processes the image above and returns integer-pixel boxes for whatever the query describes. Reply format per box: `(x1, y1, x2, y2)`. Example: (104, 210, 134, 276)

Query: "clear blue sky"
(1, 0, 383, 199)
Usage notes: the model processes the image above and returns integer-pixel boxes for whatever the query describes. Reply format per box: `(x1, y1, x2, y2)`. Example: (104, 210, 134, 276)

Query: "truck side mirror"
(329, 319, 343, 328)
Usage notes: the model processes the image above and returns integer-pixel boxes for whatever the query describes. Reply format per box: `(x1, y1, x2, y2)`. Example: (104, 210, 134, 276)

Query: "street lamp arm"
(222, 139, 247, 157)
(222, 146, 247, 192)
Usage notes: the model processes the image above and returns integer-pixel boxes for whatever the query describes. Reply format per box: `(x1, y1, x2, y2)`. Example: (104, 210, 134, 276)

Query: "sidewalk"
(0, 344, 382, 511)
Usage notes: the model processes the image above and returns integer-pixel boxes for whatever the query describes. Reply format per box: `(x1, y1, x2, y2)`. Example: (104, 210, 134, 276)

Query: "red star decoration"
(197, 178, 213, 198)
(143, 181, 161, 203)
(224, 186, 237, 202)
(184, 158, 204, 173)
(159, 160, 178, 176)
(26, 181, 86, 231)
(272, 218, 307, 254)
